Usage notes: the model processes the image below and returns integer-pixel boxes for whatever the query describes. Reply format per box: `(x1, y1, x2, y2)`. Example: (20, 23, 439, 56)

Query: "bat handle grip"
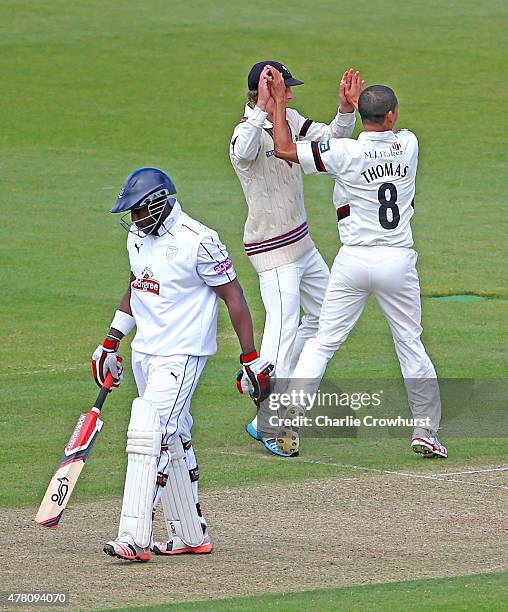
(95, 357, 123, 411)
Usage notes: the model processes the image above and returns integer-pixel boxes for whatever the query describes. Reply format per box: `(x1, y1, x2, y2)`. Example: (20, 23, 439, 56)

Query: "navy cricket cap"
(247, 61, 304, 90)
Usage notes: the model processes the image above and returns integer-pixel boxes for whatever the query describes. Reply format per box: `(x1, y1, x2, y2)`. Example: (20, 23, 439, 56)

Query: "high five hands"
(260, 65, 286, 104)
(340, 68, 365, 112)
(262, 65, 364, 111)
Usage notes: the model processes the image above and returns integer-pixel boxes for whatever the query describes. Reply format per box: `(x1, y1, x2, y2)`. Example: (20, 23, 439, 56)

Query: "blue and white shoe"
(245, 421, 262, 441)
(244, 422, 298, 457)
(262, 436, 299, 458)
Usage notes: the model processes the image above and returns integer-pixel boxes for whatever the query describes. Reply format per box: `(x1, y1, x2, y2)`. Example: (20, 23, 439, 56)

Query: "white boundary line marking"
(431, 467, 508, 477)
(217, 450, 508, 491)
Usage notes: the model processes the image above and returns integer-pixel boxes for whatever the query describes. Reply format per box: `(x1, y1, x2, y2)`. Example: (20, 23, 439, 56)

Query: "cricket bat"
(35, 364, 120, 528)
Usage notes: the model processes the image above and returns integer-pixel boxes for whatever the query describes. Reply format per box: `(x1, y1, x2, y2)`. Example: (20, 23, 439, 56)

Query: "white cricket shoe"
(411, 435, 448, 458)
(103, 538, 152, 561)
(152, 532, 212, 555)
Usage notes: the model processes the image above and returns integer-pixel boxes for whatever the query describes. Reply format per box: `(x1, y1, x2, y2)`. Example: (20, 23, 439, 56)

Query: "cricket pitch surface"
(2, 467, 507, 610)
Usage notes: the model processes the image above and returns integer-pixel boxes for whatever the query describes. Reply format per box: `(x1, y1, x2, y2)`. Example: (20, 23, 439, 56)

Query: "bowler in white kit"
(92, 167, 273, 561)
(268, 69, 447, 459)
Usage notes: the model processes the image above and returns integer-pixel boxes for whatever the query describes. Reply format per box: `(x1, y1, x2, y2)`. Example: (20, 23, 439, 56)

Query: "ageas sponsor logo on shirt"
(213, 258, 233, 275)
(131, 267, 160, 295)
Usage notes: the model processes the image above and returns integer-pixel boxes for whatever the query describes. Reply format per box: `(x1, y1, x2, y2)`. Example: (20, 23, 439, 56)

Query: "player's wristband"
(103, 338, 119, 350)
(240, 351, 258, 364)
(110, 309, 135, 336)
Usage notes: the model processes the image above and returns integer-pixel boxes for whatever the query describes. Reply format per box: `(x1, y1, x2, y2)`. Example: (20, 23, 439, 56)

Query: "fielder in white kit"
(230, 61, 361, 456)
(268, 69, 447, 459)
(92, 167, 273, 561)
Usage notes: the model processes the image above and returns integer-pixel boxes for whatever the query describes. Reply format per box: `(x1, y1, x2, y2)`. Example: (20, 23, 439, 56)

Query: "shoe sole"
(152, 542, 212, 555)
(275, 407, 305, 455)
(245, 423, 299, 457)
(411, 443, 447, 458)
(103, 543, 151, 562)
(262, 438, 299, 458)
(276, 428, 300, 455)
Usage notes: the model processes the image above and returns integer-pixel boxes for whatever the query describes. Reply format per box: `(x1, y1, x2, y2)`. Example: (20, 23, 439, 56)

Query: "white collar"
(358, 130, 397, 142)
(156, 198, 181, 236)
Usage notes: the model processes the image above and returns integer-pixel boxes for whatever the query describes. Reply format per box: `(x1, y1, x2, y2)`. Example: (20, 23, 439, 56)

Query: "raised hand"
(256, 65, 273, 111)
(267, 66, 286, 102)
(342, 68, 365, 111)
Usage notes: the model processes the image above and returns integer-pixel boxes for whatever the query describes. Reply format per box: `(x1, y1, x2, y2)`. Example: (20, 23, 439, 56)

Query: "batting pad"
(161, 438, 204, 547)
(118, 398, 162, 548)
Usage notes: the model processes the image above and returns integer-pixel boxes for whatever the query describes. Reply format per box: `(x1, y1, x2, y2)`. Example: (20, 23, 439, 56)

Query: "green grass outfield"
(1, 0, 507, 609)
(106, 572, 508, 611)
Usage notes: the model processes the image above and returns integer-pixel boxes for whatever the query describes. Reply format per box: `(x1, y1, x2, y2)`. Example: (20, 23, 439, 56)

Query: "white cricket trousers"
(259, 247, 329, 378)
(131, 351, 207, 510)
(293, 246, 441, 436)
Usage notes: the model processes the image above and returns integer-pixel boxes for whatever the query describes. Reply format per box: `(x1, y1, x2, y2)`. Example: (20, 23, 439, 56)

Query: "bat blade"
(35, 409, 104, 528)
(35, 461, 86, 528)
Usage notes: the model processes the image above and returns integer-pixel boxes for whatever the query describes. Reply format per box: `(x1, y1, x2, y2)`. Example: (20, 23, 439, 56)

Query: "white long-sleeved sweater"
(230, 103, 355, 272)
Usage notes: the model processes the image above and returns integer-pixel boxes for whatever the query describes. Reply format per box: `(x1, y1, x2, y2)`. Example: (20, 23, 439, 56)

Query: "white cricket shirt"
(296, 129, 418, 247)
(127, 201, 236, 357)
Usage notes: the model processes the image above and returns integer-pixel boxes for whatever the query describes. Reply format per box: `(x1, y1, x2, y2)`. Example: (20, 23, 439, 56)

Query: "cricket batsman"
(92, 167, 273, 561)
(267, 69, 447, 459)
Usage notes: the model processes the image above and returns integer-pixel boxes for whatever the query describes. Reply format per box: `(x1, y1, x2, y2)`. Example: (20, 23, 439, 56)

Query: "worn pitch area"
(2, 470, 507, 611)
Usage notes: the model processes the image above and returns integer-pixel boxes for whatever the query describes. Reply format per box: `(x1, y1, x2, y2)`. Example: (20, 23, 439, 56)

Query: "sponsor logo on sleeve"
(213, 258, 233, 275)
(319, 140, 330, 153)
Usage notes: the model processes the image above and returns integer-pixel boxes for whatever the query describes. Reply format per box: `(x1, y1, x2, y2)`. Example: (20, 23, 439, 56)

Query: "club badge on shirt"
(166, 246, 178, 261)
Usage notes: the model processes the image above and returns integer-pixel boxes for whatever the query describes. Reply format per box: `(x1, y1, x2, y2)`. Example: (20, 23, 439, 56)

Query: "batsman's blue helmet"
(111, 167, 177, 213)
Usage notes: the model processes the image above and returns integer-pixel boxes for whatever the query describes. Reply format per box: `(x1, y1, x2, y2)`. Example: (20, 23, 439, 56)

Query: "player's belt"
(244, 222, 309, 256)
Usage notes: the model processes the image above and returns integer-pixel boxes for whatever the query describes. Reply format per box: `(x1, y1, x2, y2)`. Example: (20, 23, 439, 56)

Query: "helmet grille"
(137, 188, 169, 211)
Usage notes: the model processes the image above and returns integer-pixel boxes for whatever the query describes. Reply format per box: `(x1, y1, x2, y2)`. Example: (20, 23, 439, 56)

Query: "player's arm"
(91, 274, 136, 387)
(212, 279, 256, 355)
(296, 69, 363, 141)
(230, 67, 273, 163)
(231, 114, 264, 164)
(266, 67, 350, 178)
(213, 279, 274, 402)
(269, 67, 348, 177)
(269, 69, 299, 163)
(295, 137, 348, 176)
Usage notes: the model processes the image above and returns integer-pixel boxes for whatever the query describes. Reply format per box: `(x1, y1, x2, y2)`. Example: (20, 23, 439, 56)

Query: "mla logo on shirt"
(131, 267, 160, 295)
(392, 142, 402, 151)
